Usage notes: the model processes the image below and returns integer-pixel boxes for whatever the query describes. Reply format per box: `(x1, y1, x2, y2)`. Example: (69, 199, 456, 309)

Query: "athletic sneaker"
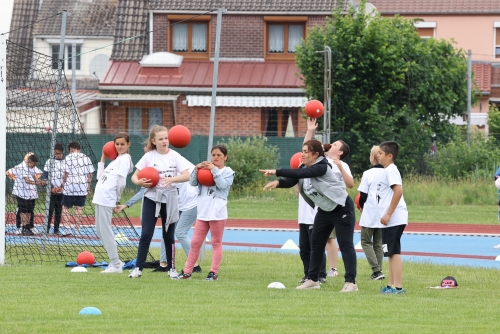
(493, 243, 500, 249)
(298, 276, 307, 284)
(380, 286, 394, 294)
(370, 271, 386, 280)
(61, 228, 72, 237)
(327, 268, 339, 277)
(392, 288, 406, 294)
(168, 268, 179, 279)
(176, 272, 192, 280)
(15, 228, 22, 235)
(296, 279, 320, 289)
(205, 271, 218, 281)
(101, 261, 124, 274)
(152, 266, 169, 272)
(21, 228, 34, 236)
(340, 282, 358, 293)
(193, 265, 202, 273)
(128, 267, 142, 278)
(319, 277, 327, 284)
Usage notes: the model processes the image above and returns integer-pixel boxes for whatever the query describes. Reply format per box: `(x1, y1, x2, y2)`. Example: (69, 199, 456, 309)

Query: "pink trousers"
(184, 219, 226, 274)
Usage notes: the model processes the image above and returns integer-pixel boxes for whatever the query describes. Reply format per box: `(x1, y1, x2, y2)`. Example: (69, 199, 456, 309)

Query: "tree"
(295, 1, 472, 173)
(487, 104, 500, 134)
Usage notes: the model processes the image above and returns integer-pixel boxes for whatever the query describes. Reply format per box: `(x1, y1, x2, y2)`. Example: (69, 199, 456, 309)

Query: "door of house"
(128, 108, 142, 135)
(148, 108, 162, 130)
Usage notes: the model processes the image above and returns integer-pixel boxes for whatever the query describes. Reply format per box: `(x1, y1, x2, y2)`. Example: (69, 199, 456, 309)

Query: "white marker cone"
(281, 239, 299, 250)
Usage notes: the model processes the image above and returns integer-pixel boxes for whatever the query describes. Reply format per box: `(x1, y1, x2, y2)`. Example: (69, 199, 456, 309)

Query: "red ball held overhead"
(76, 251, 96, 266)
(138, 167, 161, 187)
(289, 152, 303, 169)
(103, 141, 118, 160)
(197, 169, 215, 187)
(304, 100, 324, 118)
(355, 193, 361, 211)
(168, 125, 191, 148)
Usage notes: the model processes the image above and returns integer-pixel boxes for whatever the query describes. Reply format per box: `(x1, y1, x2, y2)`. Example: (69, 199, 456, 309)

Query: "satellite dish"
(89, 54, 110, 80)
(365, 3, 378, 16)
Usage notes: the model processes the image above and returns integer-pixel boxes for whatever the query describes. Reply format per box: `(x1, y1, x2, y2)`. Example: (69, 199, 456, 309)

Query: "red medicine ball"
(138, 167, 160, 187)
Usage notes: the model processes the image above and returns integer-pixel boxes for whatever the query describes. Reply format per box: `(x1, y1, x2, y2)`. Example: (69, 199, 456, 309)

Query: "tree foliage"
(487, 104, 500, 134)
(295, 1, 473, 173)
(219, 136, 279, 192)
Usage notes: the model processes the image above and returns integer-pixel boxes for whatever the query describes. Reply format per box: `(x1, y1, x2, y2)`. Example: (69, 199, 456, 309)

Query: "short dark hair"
(303, 140, 324, 158)
(27, 154, 38, 163)
(68, 141, 81, 151)
(379, 141, 399, 160)
(54, 143, 64, 152)
(338, 140, 350, 160)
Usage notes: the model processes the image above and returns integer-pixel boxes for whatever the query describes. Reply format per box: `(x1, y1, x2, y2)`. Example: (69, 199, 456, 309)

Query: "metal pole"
(0, 35, 7, 265)
(71, 43, 76, 134)
(467, 49, 472, 146)
(202, 8, 225, 262)
(323, 46, 331, 144)
(43, 10, 68, 237)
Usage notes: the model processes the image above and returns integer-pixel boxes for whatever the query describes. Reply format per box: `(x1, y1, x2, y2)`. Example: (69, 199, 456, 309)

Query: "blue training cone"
(79, 307, 102, 315)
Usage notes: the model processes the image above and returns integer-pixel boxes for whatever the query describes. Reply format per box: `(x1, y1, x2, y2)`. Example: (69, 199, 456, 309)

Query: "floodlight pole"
(0, 34, 7, 265)
(42, 10, 68, 239)
(202, 8, 225, 262)
(467, 49, 472, 146)
(71, 42, 76, 134)
(316, 46, 332, 143)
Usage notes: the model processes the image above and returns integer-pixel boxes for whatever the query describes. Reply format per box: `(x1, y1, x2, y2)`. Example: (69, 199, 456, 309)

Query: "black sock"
(396, 287, 402, 290)
(387, 285, 392, 289)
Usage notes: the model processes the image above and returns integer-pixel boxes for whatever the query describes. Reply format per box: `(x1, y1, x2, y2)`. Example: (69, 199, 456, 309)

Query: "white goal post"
(0, 34, 7, 265)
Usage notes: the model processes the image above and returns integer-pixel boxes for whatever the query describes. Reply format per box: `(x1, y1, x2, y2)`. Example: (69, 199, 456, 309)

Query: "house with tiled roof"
(369, 0, 500, 130)
(99, 0, 348, 136)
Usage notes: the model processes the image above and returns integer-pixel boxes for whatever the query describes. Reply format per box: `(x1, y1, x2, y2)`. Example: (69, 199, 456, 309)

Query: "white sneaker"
(296, 279, 320, 290)
(15, 228, 22, 235)
(101, 261, 124, 274)
(493, 243, 500, 249)
(168, 268, 179, 279)
(340, 282, 358, 293)
(327, 268, 339, 277)
(128, 267, 142, 278)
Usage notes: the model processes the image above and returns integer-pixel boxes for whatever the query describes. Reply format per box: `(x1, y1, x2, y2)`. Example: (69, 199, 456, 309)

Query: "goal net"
(2, 39, 155, 265)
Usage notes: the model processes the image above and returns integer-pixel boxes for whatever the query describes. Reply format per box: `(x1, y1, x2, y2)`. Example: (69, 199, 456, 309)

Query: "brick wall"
(102, 98, 308, 137)
(153, 13, 168, 52)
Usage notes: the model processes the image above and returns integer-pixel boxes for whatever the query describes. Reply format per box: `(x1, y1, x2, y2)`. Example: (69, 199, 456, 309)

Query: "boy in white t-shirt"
(61, 141, 95, 235)
(376, 141, 408, 294)
(357, 145, 385, 280)
(6, 154, 48, 235)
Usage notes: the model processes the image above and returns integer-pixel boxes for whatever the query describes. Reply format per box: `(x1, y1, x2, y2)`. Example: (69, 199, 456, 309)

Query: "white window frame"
(494, 22, 500, 59)
(414, 21, 436, 39)
(49, 40, 83, 72)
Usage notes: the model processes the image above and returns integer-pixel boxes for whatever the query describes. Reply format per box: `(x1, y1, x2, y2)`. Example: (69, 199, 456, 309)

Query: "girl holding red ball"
(177, 145, 234, 281)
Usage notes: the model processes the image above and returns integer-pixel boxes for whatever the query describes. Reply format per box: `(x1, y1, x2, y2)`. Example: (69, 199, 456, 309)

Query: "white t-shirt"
(43, 158, 66, 188)
(8, 162, 42, 199)
(92, 154, 134, 207)
(63, 152, 95, 196)
(357, 166, 385, 228)
(329, 158, 352, 182)
(176, 167, 198, 211)
(135, 149, 191, 202)
(196, 167, 228, 220)
(375, 164, 408, 227)
(298, 194, 317, 225)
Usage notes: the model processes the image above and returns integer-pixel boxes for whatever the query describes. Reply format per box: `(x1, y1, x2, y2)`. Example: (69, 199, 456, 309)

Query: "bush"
(219, 136, 280, 192)
(428, 131, 500, 179)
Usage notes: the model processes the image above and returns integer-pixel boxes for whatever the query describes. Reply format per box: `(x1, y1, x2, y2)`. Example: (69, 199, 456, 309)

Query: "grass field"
(1, 251, 499, 333)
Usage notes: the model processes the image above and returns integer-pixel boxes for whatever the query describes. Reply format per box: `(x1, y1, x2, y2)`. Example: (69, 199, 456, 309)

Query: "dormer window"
(168, 15, 210, 60)
(264, 16, 307, 61)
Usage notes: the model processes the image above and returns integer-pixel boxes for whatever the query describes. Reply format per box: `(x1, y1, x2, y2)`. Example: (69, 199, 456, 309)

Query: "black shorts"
(382, 224, 406, 257)
(62, 195, 87, 208)
(16, 196, 35, 213)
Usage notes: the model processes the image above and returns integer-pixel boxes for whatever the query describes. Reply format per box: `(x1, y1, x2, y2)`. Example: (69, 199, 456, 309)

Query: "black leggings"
(136, 197, 176, 270)
(307, 196, 357, 283)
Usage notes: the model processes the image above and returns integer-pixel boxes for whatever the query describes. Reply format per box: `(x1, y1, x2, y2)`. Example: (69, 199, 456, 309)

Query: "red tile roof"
(369, 0, 500, 14)
(473, 62, 491, 93)
(100, 61, 305, 89)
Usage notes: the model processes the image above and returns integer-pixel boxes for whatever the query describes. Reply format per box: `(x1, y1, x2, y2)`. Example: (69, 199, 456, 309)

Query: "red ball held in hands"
(290, 152, 302, 169)
(355, 193, 361, 211)
(197, 169, 215, 186)
(305, 100, 324, 118)
(103, 141, 118, 160)
(168, 125, 191, 148)
(76, 251, 96, 265)
(138, 167, 160, 187)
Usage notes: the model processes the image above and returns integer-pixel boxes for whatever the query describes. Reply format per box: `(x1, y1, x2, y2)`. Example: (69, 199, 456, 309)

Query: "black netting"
(4, 40, 155, 265)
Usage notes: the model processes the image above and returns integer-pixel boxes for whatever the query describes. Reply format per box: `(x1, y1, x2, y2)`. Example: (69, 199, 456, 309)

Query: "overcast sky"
(0, 0, 14, 37)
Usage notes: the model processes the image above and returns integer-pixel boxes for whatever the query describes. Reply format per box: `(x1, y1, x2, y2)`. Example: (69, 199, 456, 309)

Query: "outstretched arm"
(303, 117, 318, 144)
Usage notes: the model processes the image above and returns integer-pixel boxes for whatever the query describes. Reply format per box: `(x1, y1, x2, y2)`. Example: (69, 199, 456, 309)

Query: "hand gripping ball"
(103, 141, 118, 160)
(168, 125, 191, 148)
(355, 193, 361, 211)
(138, 167, 160, 187)
(289, 152, 302, 169)
(305, 100, 324, 118)
(76, 251, 96, 266)
(197, 169, 215, 187)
